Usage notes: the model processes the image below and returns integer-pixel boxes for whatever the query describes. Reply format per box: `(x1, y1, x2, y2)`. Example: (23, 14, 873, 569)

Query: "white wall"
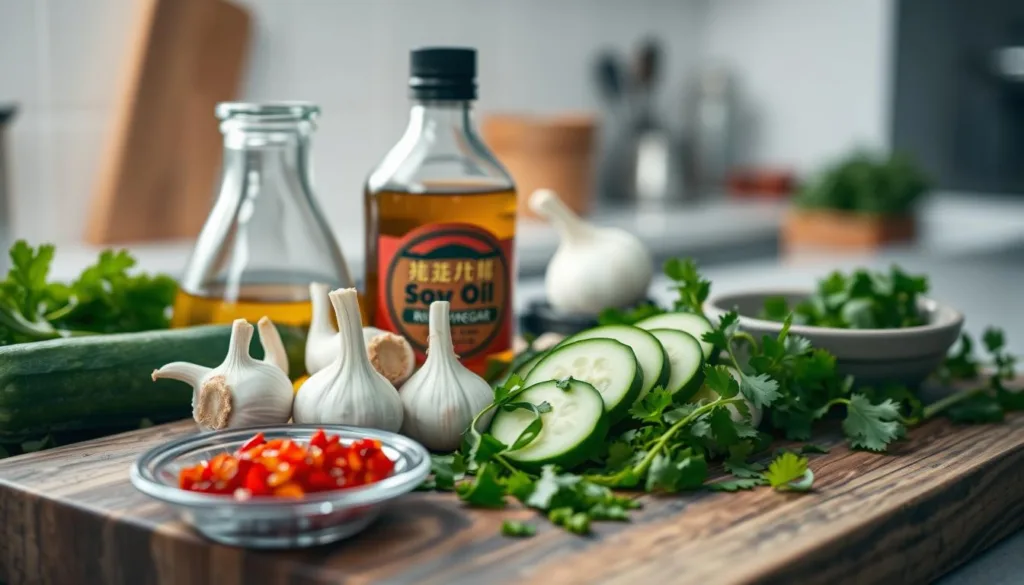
(0, 0, 705, 247)
(697, 0, 897, 175)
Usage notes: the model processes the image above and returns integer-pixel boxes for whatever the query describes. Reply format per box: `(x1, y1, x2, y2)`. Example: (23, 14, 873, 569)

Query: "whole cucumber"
(0, 323, 307, 441)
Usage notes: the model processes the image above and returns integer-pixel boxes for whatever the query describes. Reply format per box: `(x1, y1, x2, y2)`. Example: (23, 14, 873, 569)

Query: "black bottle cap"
(409, 47, 477, 100)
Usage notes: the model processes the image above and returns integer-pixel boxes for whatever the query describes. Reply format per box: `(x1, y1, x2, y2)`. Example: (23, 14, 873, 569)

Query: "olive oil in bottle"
(173, 103, 354, 332)
(365, 48, 517, 375)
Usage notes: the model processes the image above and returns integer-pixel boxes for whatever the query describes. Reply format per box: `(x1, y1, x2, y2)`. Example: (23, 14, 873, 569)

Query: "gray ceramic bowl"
(703, 290, 964, 387)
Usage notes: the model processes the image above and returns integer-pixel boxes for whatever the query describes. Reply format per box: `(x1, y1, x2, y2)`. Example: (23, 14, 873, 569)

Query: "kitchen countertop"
(30, 190, 1024, 583)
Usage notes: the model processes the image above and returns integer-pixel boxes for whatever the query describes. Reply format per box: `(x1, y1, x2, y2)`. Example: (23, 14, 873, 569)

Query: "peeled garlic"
(399, 301, 495, 451)
(152, 318, 294, 431)
(530, 188, 653, 315)
(305, 282, 416, 386)
(293, 288, 404, 432)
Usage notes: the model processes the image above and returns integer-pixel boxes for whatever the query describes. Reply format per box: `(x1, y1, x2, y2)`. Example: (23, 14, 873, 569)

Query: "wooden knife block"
(86, 0, 251, 245)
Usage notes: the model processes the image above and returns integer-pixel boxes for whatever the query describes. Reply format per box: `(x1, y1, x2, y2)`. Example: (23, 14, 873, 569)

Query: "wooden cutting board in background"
(86, 0, 251, 245)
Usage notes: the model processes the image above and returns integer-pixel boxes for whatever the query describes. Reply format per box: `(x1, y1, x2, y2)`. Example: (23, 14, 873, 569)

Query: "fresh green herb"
(706, 477, 767, 492)
(0, 241, 177, 345)
(764, 452, 815, 492)
(501, 520, 536, 538)
(760, 266, 928, 330)
(420, 256, 1018, 537)
(664, 258, 711, 316)
(931, 327, 1022, 423)
(793, 150, 929, 216)
(799, 444, 830, 455)
(598, 302, 665, 326)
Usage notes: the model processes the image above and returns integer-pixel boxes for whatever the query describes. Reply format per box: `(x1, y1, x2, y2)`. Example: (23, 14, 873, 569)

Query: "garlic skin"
(257, 316, 289, 376)
(305, 282, 339, 375)
(152, 319, 294, 431)
(305, 282, 416, 385)
(400, 301, 495, 451)
(530, 188, 654, 315)
(293, 288, 404, 432)
(362, 326, 416, 387)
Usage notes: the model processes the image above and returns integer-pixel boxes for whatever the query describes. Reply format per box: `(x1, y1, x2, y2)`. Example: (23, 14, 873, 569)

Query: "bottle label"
(376, 223, 513, 362)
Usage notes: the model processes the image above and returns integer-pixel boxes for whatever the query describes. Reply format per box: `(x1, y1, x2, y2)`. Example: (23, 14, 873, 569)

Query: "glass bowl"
(130, 424, 430, 549)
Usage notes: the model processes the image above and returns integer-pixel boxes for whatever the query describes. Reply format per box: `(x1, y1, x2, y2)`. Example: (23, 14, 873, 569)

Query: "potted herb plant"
(782, 151, 929, 251)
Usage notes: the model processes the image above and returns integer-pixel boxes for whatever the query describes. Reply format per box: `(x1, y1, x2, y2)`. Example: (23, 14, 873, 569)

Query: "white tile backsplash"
(0, 0, 896, 247)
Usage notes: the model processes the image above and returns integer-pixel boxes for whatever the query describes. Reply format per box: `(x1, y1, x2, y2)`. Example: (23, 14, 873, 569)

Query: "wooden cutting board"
(85, 0, 251, 245)
(1, 413, 1022, 585)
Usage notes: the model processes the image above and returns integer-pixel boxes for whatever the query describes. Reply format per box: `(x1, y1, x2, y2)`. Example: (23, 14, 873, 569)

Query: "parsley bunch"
(0, 240, 177, 345)
(760, 266, 928, 329)
(426, 257, 1019, 537)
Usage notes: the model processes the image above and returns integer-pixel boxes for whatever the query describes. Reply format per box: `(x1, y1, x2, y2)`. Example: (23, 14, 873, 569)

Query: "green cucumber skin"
(0, 324, 306, 441)
(498, 380, 610, 472)
(525, 339, 643, 424)
(560, 325, 670, 398)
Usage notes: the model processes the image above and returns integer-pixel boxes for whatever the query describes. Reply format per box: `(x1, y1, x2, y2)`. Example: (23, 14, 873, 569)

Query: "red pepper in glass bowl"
(130, 425, 429, 549)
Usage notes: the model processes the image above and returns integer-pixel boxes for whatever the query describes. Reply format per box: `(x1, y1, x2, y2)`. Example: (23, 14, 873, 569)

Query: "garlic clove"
(530, 188, 654, 315)
(293, 288, 404, 432)
(257, 316, 289, 376)
(152, 319, 294, 431)
(306, 282, 417, 386)
(399, 301, 495, 452)
(305, 282, 339, 375)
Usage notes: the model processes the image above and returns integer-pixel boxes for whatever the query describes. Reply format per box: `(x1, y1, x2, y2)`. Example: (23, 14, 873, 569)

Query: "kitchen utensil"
(482, 113, 597, 219)
(0, 104, 15, 273)
(594, 40, 687, 206)
(687, 65, 740, 198)
(130, 424, 430, 548)
(704, 289, 963, 387)
(86, 0, 251, 244)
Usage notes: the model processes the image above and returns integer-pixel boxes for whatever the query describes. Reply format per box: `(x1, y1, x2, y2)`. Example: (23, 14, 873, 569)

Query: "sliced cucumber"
(635, 312, 715, 361)
(559, 325, 668, 401)
(513, 352, 546, 380)
(489, 379, 608, 470)
(648, 329, 704, 400)
(524, 338, 642, 422)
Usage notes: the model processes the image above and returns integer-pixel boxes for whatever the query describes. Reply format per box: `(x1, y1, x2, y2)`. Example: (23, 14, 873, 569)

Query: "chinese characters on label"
(407, 259, 496, 284)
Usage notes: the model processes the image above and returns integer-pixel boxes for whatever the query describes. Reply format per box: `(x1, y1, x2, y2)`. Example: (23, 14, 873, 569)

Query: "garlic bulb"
(152, 318, 294, 431)
(257, 316, 289, 376)
(530, 188, 654, 315)
(293, 287, 404, 432)
(399, 301, 495, 451)
(305, 282, 416, 385)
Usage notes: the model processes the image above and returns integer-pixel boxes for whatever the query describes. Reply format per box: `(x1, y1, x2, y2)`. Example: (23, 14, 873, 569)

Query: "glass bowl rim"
(130, 424, 431, 510)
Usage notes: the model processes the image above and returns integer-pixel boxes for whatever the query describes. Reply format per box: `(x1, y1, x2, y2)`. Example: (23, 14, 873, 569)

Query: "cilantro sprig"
(421, 257, 1018, 538)
(0, 240, 177, 345)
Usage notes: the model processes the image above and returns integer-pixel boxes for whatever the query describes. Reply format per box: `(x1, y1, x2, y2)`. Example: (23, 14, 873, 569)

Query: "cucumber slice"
(489, 379, 608, 470)
(559, 325, 669, 401)
(524, 338, 642, 422)
(635, 312, 715, 360)
(648, 329, 704, 400)
(513, 352, 546, 380)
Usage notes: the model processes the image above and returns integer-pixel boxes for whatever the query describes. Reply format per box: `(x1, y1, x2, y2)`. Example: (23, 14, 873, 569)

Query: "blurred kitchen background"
(2, 0, 1024, 355)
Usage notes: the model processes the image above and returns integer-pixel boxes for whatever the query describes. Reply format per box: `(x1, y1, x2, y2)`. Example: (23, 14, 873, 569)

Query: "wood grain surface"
(1, 414, 1023, 585)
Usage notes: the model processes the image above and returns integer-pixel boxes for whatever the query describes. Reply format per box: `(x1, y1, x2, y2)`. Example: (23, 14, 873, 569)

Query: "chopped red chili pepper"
(177, 429, 396, 500)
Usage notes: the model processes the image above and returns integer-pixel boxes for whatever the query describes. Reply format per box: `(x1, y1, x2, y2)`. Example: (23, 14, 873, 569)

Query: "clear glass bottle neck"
(218, 124, 315, 203)
(402, 100, 477, 142)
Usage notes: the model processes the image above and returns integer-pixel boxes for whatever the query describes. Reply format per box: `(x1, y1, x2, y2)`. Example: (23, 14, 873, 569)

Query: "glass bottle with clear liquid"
(173, 102, 353, 330)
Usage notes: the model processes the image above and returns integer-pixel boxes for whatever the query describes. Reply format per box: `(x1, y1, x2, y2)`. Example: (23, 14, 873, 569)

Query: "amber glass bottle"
(365, 47, 517, 375)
